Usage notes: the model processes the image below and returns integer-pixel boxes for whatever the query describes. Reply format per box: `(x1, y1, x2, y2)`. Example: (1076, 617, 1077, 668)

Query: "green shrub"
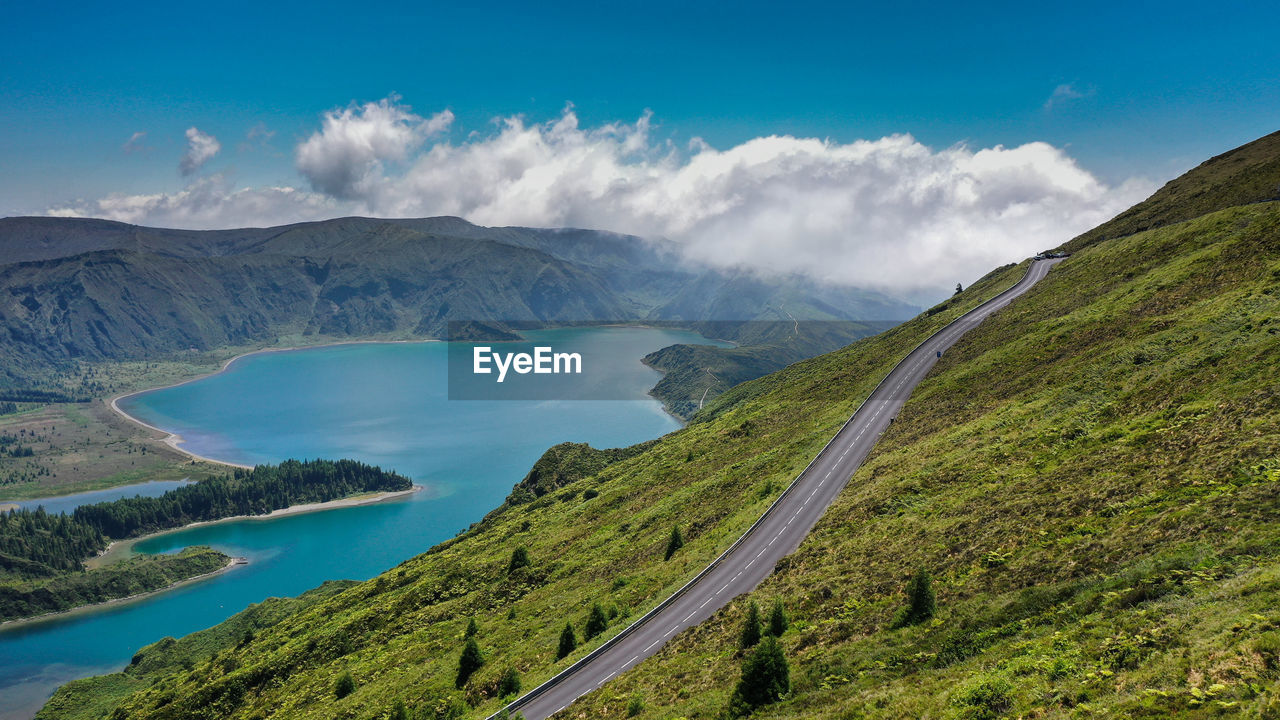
(627, 693, 645, 716)
(1255, 631, 1280, 671)
(892, 568, 936, 628)
(767, 599, 789, 636)
(557, 622, 578, 660)
(739, 601, 763, 650)
(498, 667, 521, 697)
(508, 547, 530, 572)
(585, 602, 609, 640)
(333, 670, 355, 699)
(664, 526, 685, 561)
(465, 617, 479, 638)
(389, 698, 407, 720)
(950, 676, 1012, 720)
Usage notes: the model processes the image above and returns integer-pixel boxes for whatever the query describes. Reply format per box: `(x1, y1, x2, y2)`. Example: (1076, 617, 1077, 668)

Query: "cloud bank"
(50, 98, 1153, 296)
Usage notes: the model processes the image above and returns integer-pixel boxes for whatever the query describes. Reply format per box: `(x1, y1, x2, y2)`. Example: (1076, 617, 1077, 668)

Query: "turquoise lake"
(0, 327, 727, 719)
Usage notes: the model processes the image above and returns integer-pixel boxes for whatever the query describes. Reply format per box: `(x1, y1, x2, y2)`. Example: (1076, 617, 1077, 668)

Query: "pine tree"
(465, 616, 479, 638)
(389, 699, 408, 720)
(508, 546, 530, 572)
(456, 637, 484, 688)
(729, 635, 790, 714)
(767, 599, 789, 637)
(892, 567, 936, 628)
(664, 525, 684, 561)
(557, 621, 578, 659)
(585, 602, 609, 640)
(739, 600, 763, 650)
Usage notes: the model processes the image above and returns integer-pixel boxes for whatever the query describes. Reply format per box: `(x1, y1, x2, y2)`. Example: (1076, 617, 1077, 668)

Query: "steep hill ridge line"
(0, 216, 916, 395)
(500, 258, 1061, 719)
(1060, 129, 1280, 254)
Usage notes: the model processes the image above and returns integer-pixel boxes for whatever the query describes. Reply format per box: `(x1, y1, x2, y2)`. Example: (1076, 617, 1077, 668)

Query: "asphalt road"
(500, 258, 1062, 720)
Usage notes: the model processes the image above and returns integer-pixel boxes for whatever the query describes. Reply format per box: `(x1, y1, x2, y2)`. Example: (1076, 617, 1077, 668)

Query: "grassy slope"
(38, 581, 356, 720)
(573, 201, 1280, 720)
(54, 261, 1026, 720)
(46, 133, 1280, 720)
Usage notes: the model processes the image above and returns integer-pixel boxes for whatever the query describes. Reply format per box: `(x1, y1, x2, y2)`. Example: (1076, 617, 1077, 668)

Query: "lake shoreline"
(2, 485, 422, 630)
(0, 556, 248, 632)
(107, 338, 440, 471)
(108, 330, 705, 471)
(91, 485, 424, 567)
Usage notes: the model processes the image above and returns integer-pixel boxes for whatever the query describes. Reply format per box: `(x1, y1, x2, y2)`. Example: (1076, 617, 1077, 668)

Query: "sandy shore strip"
(90, 485, 424, 567)
(0, 556, 249, 631)
(107, 338, 438, 470)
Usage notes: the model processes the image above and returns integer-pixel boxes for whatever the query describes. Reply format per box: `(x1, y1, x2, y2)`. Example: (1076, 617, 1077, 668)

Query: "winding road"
(498, 258, 1062, 720)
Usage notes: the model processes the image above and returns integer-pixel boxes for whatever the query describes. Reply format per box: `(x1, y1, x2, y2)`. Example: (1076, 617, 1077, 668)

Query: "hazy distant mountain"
(0, 216, 918, 388)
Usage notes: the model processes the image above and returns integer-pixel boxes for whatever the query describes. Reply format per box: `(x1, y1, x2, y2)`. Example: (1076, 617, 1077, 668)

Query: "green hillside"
(1061, 129, 1280, 254)
(38, 580, 357, 720)
(578, 185, 1280, 719)
(41, 132, 1280, 720)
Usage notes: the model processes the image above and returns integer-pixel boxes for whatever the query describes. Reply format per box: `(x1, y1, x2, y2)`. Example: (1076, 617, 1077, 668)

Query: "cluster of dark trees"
(729, 599, 792, 716)
(0, 459, 411, 580)
(0, 389, 87, 404)
(453, 614, 520, 699)
(0, 546, 228, 622)
(73, 459, 412, 539)
(0, 401, 18, 415)
(0, 507, 108, 577)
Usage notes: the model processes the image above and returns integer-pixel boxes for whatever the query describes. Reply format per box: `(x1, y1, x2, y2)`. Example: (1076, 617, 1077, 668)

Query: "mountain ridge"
(0, 216, 917, 396)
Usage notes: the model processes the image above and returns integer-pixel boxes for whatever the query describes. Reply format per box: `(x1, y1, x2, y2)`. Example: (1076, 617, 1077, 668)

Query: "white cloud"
(295, 96, 454, 199)
(50, 98, 1155, 296)
(179, 127, 221, 176)
(122, 131, 149, 154)
(1044, 83, 1090, 111)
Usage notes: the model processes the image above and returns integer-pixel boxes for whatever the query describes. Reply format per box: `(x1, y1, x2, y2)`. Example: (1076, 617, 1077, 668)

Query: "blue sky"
(4, 0, 1276, 203)
(1, 0, 1276, 292)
